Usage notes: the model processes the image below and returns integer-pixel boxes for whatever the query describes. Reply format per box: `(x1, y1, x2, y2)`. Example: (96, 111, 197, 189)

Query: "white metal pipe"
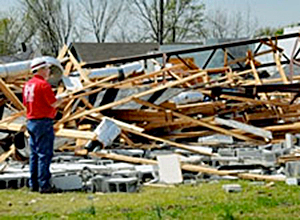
(0, 56, 63, 80)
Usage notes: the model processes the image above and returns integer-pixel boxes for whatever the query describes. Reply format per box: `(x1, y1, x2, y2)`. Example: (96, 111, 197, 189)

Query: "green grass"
(0, 180, 300, 219)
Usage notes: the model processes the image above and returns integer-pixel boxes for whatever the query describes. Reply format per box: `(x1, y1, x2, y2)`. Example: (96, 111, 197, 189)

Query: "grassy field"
(0, 180, 299, 219)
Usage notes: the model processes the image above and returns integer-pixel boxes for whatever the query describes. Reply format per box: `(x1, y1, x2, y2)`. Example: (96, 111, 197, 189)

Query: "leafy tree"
(254, 27, 284, 37)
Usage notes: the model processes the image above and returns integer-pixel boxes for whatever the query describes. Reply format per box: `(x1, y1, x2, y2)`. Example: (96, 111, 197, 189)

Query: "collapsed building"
(0, 31, 300, 193)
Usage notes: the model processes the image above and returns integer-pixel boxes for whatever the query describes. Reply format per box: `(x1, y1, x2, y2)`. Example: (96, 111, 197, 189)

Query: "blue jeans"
(27, 118, 54, 191)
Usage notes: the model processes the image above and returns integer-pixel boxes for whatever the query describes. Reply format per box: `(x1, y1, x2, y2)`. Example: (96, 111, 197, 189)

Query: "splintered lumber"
(104, 117, 144, 133)
(142, 118, 196, 131)
(0, 145, 15, 163)
(264, 121, 300, 132)
(67, 50, 90, 83)
(89, 152, 235, 175)
(133, 98, 264, 144)
(89, 152, 285, 181)
(219, 94, 289, 106)
(237, 173, 285, 182)
(122, 127, 215, 156)
(214, 117, 273, 140)
(57, 44, 69, 60)
(0, 122, 25, 132)
(176, 101, 225, 116)
(55, 128, 97, 140)
(161, 130, 215, 140)
(108, 109, 174, 123)
(57, 70, 208, 124)
(277, 154, 300, 163)
(274, 52, 289, 83)
(0, 78, 25, 111)
(0, 111, 25, 124)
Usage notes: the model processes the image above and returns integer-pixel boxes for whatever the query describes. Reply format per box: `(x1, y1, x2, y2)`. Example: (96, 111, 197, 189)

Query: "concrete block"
(286, 177, 300, 185)
(218, 148, 235, 157)
(112, 149, 144, 158)
(96, 159, 114, 166)
(94, 117, 121, 147)
(51, 173, 82, 191)
(103, 177, 139, 193)
(106, 163, 135, 171)
(157, 154, 183, 184)
(198, 134, 234, 144)
(134, 165, 158, 183)
(222, 184, 242, 193)
(262, 150, 276, 162)
(90, 175, 106, 192)
(51, 163, 108, 173)
(236, 148, 261, 159)
(285, 133, 295, 148)
(285, 161, 300, 177)
(0, 173, 29, 189)
(77, 159, 98, 165)
(112, 169, 139, 178)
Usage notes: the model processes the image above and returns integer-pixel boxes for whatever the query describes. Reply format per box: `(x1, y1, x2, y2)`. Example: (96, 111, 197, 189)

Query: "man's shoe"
(30, 187, 39, 192)
(40, 186, 59, 194)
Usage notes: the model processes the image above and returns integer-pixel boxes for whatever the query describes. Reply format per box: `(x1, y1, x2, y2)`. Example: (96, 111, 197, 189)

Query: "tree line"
(0, 0, 286, 57)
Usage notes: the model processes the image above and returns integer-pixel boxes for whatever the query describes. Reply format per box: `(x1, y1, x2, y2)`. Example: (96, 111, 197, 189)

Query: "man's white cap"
(30, 57, 50, 73)
(30, 56, 63, 73)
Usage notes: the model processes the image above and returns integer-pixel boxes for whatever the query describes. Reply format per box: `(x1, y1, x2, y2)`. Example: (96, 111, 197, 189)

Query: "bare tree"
(206, 8, 230, 39)
(79, 0, 123, 43)
(20, 0, 76, 56)
(129, 0, 206, 43)
(0, 7, 35, 56)
(205, 6, 258, 39)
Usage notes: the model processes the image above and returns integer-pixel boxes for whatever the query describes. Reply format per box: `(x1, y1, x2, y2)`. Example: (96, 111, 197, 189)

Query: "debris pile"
(1, 33, 300, 192)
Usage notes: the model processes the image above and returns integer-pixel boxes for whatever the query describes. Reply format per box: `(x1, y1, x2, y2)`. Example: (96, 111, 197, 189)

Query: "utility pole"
(159, 0, 164, 45)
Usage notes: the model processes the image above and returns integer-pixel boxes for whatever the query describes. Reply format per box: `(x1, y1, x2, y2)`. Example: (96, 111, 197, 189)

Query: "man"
(23, 57, 61, 193)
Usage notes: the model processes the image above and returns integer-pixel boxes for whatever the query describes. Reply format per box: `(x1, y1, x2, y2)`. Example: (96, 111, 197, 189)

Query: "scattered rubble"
(0, 33, 300, 192)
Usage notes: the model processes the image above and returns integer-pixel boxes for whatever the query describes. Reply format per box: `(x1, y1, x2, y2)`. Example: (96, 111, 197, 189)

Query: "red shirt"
(23, 75, 57, 119)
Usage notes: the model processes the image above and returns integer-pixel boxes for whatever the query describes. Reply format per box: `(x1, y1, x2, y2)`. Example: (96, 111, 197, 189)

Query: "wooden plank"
(245, 110, 300, 121)
(57, 70, 208, 124)
(274, 52, 289, 83)
(0, 145, 15, 163)
(220, 94, 289, 106)
(67, 50, 90, 83)
(161, 130, 214, 140)
(109, 109, 173, 123)
(63, 61, 73, 76)
(122, 127, 215, 156)
(237, 173, 285, 182)
(57, 44, 68, 60)
(0, 78, 25, 111)
(120, 131, 135, 146)
(0, 122, 25, 132)
(103, 116, 144, 133)
(133, 98, 265, 144)
(90, 152, 284, 181)
(264, 121, 300, 132)
(0, 110, 25, 124)
(177, 101, 225, 116)
(142, 118, 196, 131)
(55, 128, 97, 140)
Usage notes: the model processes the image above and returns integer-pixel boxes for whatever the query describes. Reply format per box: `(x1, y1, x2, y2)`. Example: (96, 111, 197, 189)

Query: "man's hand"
(55, 92, 69, 100)
(52, 92, 71, 108)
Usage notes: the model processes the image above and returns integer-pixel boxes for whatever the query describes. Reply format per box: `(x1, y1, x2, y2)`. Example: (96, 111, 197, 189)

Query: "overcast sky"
(202, 0, 300, 28)
(0, 0, 299, 29)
